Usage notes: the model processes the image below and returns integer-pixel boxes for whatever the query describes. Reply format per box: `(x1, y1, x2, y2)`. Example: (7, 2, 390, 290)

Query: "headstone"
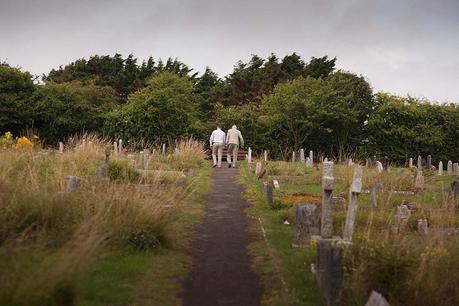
(255, 162, 263, 178)
(415, 170, 424, 189)
(409, 157, 413, 168)
(293, 203, 320, 246)
(82, 139, 86, 148)
(248, 147, 252, 163)
(118, 139, 123, 154)
(417, 219, 428, 235)
(321, 162, 335, 238)
(347, 158, 353, 166)
(309, 150, 313, 165)
(438, 161, 443, 176)
(324, 157, 328, 163)
(417, 155, 422, 169)
(454, 163, 459, 176)
(365, 158, 370, 167)
(316, 238, 343, 306)
(427, 155, 432, 170)
(144, 149, 150, 168)
(370, 185, 378, 207)
(162, 143, 166, 155)
(365, 291, 391, 306)
(451, 180, 459, 198)
(102, 144, 110, 178)
(306, 157, 312, 167)
(113, 141, 118, 155)
(264, 182, 273, 205)
(58, 142, 64, 153)
(396, 202, 411, 229)
(264, 150, 268, 162)
(375, 161, 383, 173)
(343, 166, 363, 242)
(65, 176, 80, 191)
(300, 149, 305, 163)
(273, 180, 280, 189)
(447, 160, 453, 175)
(292, 151, 296, 162)
(139, 151, 145, 169)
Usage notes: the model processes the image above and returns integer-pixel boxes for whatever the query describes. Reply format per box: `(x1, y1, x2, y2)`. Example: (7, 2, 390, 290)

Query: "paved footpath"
(180, 166, 261, 306)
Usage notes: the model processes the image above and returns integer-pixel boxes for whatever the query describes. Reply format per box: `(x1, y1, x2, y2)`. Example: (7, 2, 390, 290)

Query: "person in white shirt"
(209, 126, 226, 168)
(226, 125, 244, 168)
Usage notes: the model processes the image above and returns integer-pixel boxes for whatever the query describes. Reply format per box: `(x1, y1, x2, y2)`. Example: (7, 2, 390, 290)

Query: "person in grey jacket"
(226, 125, 244, 168)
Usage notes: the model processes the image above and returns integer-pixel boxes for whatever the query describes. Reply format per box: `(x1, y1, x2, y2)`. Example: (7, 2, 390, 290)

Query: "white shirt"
(210, 128, 226, 146)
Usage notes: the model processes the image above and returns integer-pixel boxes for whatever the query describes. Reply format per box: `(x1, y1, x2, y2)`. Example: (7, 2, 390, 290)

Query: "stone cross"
(375, 161, 383, 173)
(300, 149, 305, 163)
(427, 155, 432, 170)
(415, 170, 424, 189)
(292, 151, 296, 162)
(321, 161, 335, 238)
(343, 166, 363, 242)
(409, 157, 413, 168)
(65, 176, 80, 192)
(447, 160, 453, 175)
(264, 150, 268, 162)
(248, 147, 252, 163)
(59, 142, 64, 153)
(417, 155, 422, 169)
(438, 161, 443, 176)
(294, 203, 320, 246)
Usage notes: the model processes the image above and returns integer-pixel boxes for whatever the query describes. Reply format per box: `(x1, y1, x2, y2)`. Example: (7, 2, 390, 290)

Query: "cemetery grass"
(0, 136, 212, 306)
(240, 160, 459, 306)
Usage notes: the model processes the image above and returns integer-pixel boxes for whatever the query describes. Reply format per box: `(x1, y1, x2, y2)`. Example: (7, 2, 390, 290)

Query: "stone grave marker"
(248, 147, 252, 163)
(139, 151, 145, 169)
(118, 139, 123, 154)
(447, 160, 453, 175)
(316, 238, 343, 306)
(395, 202, 411, 231)
(454, 163, 459, 176)
(375, 161, 383, 173)
(417, 219, 428, 235)
(343, 166, 363, 242)
(347, 158, 353, 166)
(273, 179, 280, 189)
(65, 176, 80, 192)
(162, 143, 166, 155)
(264, 150, 268, 162)
(292, 151, 296, 162)
(59, 142, 64, 154)
(365, 291, 391, 306)
(262, 182, 273, 205)
(321, 161, 335, 238)
(293, 203, 320, 247)
(451, 180, 459, 198)
(415, 170, 424, 189)
(427, 155, 432, 170)
(306, 157, 311, 167)
(309, 150, 313, 165)
(300, 149, 305, 163)
(409, 157, 413, 168)
(438, 161, 443, 175)
(417, 155, 422, 169)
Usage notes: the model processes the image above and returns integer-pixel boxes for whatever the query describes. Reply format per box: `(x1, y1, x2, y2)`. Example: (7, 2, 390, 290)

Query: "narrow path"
(180, 167, 261, 306)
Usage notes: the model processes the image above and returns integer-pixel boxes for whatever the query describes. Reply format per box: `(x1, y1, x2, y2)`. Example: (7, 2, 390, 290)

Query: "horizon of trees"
(1, 53, 458, 163)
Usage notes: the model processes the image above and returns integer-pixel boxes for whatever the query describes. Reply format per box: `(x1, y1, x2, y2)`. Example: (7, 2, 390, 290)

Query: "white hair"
(232, 125, 237, 129)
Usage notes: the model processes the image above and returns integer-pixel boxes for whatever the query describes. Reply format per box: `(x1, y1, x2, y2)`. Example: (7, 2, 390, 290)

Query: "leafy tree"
(194, 67, 226, 117)
(104, 72, 199, 142)
(304, 56, 336, 79)
(0, 64, 36, 135)
(33, 82, 117, 144)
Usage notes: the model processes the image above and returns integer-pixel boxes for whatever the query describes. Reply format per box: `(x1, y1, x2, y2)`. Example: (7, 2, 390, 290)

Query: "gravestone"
(59, 142, 64, 154)
(113, 141, 118, 155)
(438, 161, 443, 176)
(309, 150, 313, 165)
(300, 149, 305, 163)
(293, 203, 319, 246)
(273, 180, 280, 189)
(365, 291, 391, 306)
(162, 143, 166, 155)
(118, 139, 123, 154)
(427, 155, 432, 170)
(316, 238, 343, 306)
(447, 160, 453, 175)
(417, 155, 422, 169)
(375, 161, 383, 173)
(292, 151, 296, 162)
(321, 161, 335, 238)
(248, 147, 252, 163)
(415, 170, 424, 188)
(454, 163, 459, 176)
(417, 219, 428, 235)
(451, 180, 459, 198)
(144, 149, 150, 168)
(139, 151, 145, 169)
(263, 182, 273, 205)
(65, 176, 80, 192)
(264, 150, 268, 162)
(255, 162, 264, 178)
(365, 158, 370, 167)
(343, 166, 363, 242)
(396, 202, 411, 229)
(370, 183, 383, 208)
(409, 157, 413, 168)
(306, 157, 311, 167)
(347, 158, 353, 166)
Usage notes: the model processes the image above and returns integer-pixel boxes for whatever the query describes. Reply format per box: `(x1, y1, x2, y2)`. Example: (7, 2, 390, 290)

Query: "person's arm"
(225, 131, 229, 145)
(239, 131, 244, 148)
(209, 131, 214, 147)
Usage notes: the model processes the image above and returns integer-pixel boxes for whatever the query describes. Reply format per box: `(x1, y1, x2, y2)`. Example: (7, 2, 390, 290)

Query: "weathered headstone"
(451, 180, 459, 198)
(417, 155, 422, 169)
(375, 161, 383, 173)
(139, 151, 145, 169)
(427, 155, 432, 170)
(58, 142, 64, 154)
(454, 163, 459, 176)
(415, 170, 424, 189)
(300, 149, 305, 163)
(343, 166, 363, 242)
(144, 149, 150, 168)
(264, 150, 268, 162)
(273, 179, 280, 189)
(315, 238, 343, 306)
(113, 141, 118, 155)
(248, 147, 252, 163)
(255, 162, 263, 178)
(408, 157, 413, 168)
(417, 219, 428, 235)
(306, 157, 311, 167)
(162, 143, 166, 155)
(118, 139, 123, 154)
(264, 182, 273, 205)
(293, 203, 320, 246)
(309, 150, 313, 165)
(395, 202, 411, 230)
(347, 158, 353, 166)
(365, 158, 370, 167)
(447, 160, 453, 175)
(65, 176, 80, 191)
(292, 151, 296, 162)
(438, 161, 443, 176)
(365, 291, 391, 306)
(321, 162, 335, 238)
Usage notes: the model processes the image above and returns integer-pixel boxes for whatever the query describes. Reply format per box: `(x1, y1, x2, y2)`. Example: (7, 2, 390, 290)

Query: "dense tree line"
(1, 53, 458, 163)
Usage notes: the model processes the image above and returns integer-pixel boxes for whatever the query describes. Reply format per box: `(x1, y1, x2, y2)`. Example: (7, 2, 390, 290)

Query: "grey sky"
(1, 0, 458, 102)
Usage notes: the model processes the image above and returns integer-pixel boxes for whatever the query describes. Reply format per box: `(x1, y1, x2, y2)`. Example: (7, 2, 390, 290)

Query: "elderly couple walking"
(209, 125, 244, 168)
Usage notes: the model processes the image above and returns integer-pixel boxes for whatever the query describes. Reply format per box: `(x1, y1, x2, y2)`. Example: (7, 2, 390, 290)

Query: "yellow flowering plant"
(13, 136, 33, 150)
(0, 131, 15, 148)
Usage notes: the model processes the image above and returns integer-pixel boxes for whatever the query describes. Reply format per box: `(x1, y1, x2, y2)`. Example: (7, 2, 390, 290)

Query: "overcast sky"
(1, 0, 458, 102)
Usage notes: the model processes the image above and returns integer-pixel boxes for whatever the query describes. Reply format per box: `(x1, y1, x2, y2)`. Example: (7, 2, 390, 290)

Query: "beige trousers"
(227, 143, 239, 167)
(212, 143, 224, 167)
